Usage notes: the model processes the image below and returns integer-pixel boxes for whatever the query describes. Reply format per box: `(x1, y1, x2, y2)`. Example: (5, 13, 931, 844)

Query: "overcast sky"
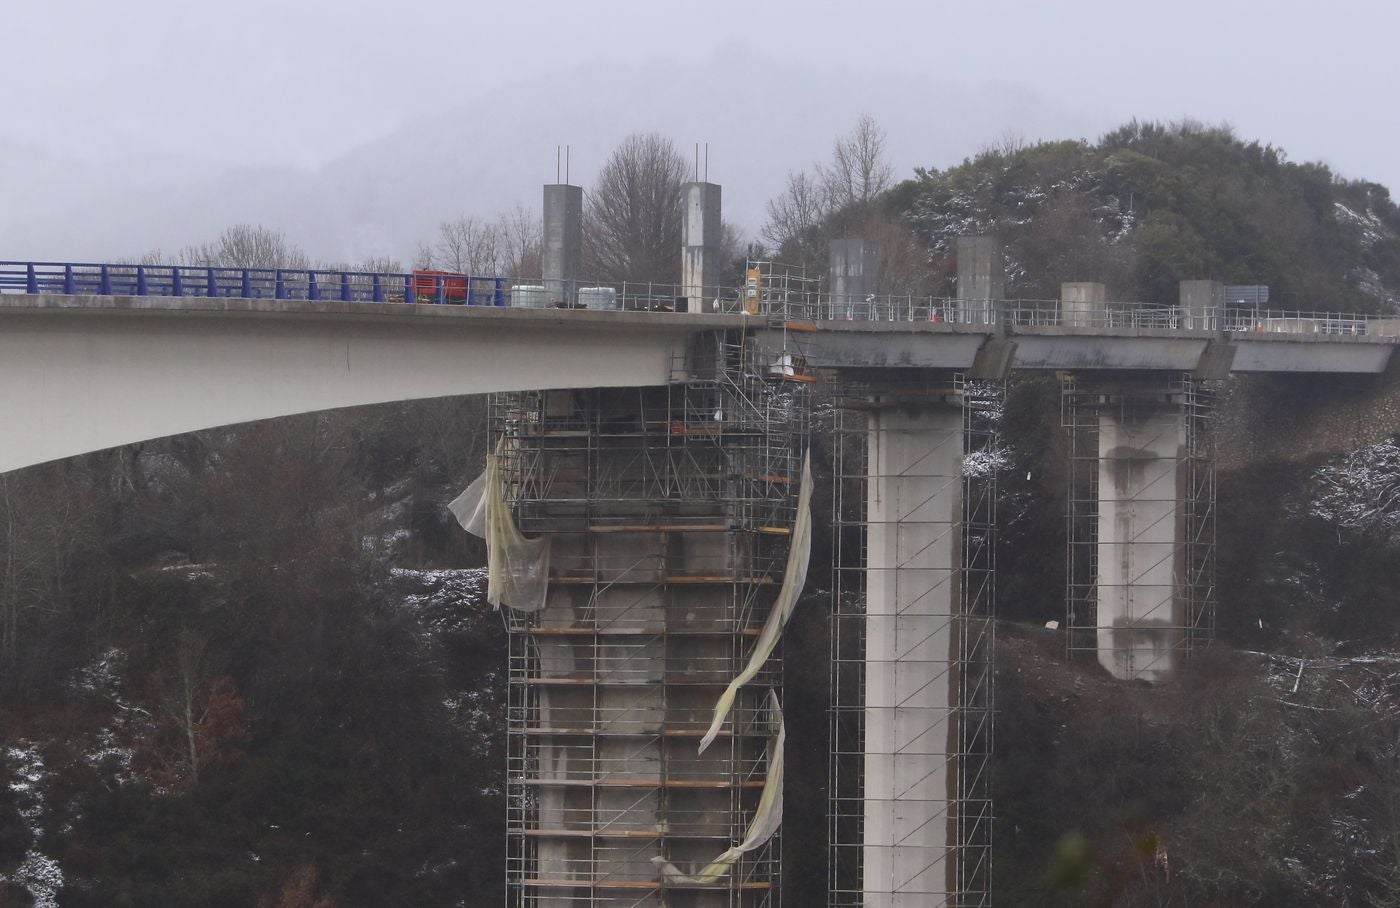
(6, 0, 1399, 258)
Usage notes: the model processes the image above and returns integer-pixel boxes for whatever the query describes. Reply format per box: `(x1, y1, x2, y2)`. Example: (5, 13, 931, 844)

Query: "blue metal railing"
(0, 261, 509, 306)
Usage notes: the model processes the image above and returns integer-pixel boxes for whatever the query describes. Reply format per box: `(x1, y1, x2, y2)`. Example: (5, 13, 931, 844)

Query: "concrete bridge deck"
(0, 291, 1396, 473)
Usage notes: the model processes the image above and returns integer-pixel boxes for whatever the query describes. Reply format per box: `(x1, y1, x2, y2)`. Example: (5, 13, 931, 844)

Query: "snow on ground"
(2, 743, 64, 908)
(66, 647, 140, 784)
(1309, 438, 1400, 539)
(1334, 202, 1388, 248)
(388, 567, 490, 634)
(962, 448, 1011, 478)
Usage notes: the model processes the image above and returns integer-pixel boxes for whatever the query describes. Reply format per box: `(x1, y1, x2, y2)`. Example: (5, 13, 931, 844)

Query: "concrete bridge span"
(0, 294, 740, 474)
(4, 291, 1396, 476)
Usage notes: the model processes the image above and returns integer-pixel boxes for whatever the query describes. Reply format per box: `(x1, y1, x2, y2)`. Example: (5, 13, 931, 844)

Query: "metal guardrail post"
(308, 272, 321, 301)
(372, 274, 384, 303)
(26, 264, 38, 294)
(63, 265, 74, 294)
(99, 265, 111, 295)
(241, 270, 253, 298)
(275, 270, 286, 300)
(340, 273, 352, 302)
(172, 268, 184, 297)
(207, 268, 217, 298)
(404, 274, 413, 304)
(136, 266, 148, 296)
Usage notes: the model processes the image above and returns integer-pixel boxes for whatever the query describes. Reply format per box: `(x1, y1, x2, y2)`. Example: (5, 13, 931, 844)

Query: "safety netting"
(449, 449, 551, 613)
(697, 450, 813, 754)
(651, 689, 786, 885)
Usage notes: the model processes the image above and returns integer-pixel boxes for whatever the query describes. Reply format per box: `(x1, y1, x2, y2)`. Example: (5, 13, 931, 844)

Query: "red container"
(412, 269, 468, 302)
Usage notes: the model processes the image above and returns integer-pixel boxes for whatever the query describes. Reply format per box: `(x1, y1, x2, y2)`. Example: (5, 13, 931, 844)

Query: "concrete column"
(1179, 280, 1223, 331)
(829, 238, 880, 311)
(864, 402, 962, 907)
(1096, 399, 1187, 682)
(543, 183, 582, 307)
(1061, 281, 1106, 328)
(681, 182, 721, 313)
(956, 236, 1004, 326)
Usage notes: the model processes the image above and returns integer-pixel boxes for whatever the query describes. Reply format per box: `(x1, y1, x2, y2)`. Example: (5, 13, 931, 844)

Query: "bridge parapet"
(7, 260, 1400, 340)
(0, 261, 737, 313)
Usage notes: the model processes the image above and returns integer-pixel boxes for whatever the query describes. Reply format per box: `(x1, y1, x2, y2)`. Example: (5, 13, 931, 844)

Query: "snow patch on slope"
(2, 744, 64, 908)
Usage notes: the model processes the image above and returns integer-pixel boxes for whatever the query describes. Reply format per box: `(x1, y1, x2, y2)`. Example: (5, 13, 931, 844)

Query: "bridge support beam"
(1064, 375, 1218, 681)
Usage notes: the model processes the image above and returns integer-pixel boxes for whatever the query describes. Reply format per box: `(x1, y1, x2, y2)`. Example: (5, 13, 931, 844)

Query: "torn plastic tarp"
(449, 451, 551, 612)
(651, 690, 785, 884)
(697, 450, 812, 755)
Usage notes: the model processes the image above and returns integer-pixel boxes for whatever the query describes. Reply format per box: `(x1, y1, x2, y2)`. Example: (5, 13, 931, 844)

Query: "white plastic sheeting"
(651, 690, 786, 885)
(449, 452, 551, 612)
(697, 451, 812, 755)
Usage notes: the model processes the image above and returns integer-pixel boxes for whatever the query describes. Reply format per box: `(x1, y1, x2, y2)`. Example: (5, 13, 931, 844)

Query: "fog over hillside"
(0, 55, 1103, 266)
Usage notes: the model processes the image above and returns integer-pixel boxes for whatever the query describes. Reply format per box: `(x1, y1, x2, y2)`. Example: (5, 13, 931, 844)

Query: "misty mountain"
(0, 54, 1101, 266)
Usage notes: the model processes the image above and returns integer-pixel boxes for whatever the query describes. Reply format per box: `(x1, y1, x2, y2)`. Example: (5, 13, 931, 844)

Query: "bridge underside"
(0, 295, 736, 473)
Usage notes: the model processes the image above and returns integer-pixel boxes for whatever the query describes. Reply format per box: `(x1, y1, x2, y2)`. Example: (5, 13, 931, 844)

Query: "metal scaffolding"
(829, 373, 1000, 908)
(497, 324, 808, 906)
(1062, 373, 1219, 680)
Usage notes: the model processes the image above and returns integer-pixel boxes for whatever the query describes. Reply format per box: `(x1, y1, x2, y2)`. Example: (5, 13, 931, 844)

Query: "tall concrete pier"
(681, 182, 722, 313)
(543, 183, 583, 307)
(863, 400, 962, 905)
(1096, 395, 1187, 681)
(1065, 375, 1217, 682)
(831, 376, 997, 908)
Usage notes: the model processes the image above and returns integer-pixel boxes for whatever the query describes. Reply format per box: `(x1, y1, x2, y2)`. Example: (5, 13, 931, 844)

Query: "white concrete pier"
(1096, 404, 1187, 682)
(863, 402, 963, 906)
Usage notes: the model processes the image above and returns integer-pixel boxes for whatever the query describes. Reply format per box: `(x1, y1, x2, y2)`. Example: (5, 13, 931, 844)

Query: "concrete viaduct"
(4, 218, 1398, 908)
(1, 289, 1390, 476)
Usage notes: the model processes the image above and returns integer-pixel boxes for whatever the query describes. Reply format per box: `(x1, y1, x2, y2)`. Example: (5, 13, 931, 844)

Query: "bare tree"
(180, 224, 311, 270)
(357, 255, 404, 274)
(760, 115, 897, 269)
(415, 207, 540, 276)
(585, 133, 688, 283)
(497, 204, 542, 276)
(417, 216, 505, 274)
(762, 171, 829, 261)
(818, 114, 894, 211)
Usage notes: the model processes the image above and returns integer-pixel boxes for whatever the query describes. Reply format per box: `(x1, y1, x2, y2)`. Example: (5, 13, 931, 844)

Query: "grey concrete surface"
(543, 183, 583, 307)
(955, 236, 1004, 325)
(0, 294, 731, 474)
(863, 402, 962, 906)
(1061, 282, 1106, 328)
(681, 181, 721, 314)
(829, 238, 880, 303)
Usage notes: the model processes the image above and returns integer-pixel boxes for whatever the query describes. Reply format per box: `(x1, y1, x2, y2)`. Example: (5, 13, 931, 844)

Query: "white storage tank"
(510, 285, 546, 309)
(578, 286, 620, 310)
